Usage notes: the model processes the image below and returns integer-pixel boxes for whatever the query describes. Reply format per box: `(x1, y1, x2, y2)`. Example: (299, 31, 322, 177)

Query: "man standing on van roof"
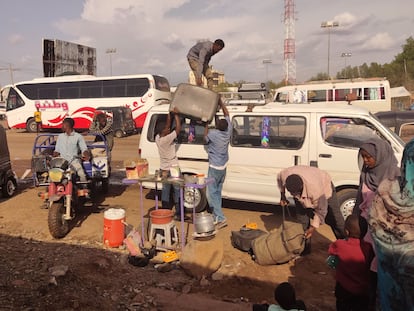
(204, 100, 231, 229)
(187, 39, 225, 90)
(277, 165, 346, 255)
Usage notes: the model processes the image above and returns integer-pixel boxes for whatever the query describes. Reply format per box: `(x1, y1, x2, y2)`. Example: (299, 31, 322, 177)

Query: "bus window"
(154, 76, 170, 92)
(335, 89, 349, 101)
(103, 79, 126, 97)
(59, 82, 80, 99)
(308, 89, 326, 102)
(126, 78, 150, 97)
(6, 88, 25, 110)
(80, 81, 102, 98)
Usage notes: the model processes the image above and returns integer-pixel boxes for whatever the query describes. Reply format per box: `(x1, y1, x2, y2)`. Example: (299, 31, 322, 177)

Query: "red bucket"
(103, 208, 125, 247)
(150, 209, 174, 224)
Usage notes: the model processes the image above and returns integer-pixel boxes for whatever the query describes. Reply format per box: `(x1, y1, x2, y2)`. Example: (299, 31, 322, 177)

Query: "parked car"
(140, 102, 405, 219)
(375, 110, 414, 142)
(0, 124, 17, 197)
(96, 106, 136, 138)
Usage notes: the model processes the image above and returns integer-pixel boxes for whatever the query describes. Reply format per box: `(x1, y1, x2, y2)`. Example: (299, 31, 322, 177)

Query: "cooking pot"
(194, 212, 215, 234)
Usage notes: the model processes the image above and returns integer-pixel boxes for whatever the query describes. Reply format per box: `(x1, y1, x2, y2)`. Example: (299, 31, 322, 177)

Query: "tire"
(114, 130, 124, 138)
(26, 118, 38, 133)
(183, 186, 207, 213)
(102, 178, 109, 194)
(2, 177, 16, 198)
(336, 188, 358, 220)
(48, 202, 69, 238)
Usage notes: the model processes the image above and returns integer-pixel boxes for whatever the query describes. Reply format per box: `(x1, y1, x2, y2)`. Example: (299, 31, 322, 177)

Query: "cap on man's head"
(214, 39, 225, 49)
(285, 174, 303, 195)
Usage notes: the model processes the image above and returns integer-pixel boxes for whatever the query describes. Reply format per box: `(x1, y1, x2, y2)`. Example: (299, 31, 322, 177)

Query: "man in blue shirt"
(204, 100, 231, 229)
(187, 39, 225, 90)
(53, 118, 90, 182)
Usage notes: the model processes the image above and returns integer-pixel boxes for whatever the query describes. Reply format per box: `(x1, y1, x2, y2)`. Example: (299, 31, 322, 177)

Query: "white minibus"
(139, 101, 404, 219)
(0, 74, 171, 132)
(274, 78, 391, 113)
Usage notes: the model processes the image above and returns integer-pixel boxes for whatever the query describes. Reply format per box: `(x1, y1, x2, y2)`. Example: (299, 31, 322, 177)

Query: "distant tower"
(284, 0, 296, 85)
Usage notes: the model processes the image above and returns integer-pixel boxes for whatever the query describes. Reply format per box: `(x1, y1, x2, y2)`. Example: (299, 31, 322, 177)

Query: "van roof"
(149, 101, 371, 115)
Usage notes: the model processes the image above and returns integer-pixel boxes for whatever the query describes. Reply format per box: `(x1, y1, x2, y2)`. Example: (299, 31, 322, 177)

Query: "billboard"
(43, 39, 97, 77)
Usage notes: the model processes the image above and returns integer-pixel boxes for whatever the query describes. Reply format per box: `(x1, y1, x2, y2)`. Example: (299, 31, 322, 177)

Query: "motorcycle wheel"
(48, 202, 69, 238)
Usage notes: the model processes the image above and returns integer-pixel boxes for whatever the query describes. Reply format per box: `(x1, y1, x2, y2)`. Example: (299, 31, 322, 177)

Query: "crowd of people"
(48, 39, 414, 311)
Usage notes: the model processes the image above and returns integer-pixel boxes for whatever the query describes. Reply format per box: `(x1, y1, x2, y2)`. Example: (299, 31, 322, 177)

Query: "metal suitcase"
(170, 83, 219, 122)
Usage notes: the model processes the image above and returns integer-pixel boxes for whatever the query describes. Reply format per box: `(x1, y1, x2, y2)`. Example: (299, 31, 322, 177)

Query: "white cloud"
(8, 34, 23, 45)
(359, 32, 394, 51)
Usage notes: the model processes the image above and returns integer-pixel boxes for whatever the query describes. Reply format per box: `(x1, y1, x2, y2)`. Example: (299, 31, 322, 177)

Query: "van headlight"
(49, 168, 64, 182)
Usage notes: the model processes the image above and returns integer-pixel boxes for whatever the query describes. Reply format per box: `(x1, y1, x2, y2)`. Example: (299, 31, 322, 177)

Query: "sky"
(0, 0, 413, 87)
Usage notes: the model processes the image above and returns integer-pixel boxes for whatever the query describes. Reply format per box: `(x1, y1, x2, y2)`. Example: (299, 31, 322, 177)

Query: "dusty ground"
(0, 129, 337, 311)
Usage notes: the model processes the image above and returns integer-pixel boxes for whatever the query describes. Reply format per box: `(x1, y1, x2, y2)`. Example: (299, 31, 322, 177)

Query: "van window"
(232, 115, 306, 149)
(147, 114, 208, 145)
(321, 117, 383, 148)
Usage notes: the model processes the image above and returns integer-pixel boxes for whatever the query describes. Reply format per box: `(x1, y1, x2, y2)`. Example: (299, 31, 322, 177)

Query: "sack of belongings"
(251, 220, 305, 265)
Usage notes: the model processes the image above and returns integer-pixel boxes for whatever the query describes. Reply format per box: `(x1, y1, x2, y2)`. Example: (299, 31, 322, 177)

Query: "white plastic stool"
(149, 220, 179, 249)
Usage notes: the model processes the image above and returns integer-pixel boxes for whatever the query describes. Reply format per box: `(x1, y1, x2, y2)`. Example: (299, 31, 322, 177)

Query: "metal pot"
(194, 212, 215, 234)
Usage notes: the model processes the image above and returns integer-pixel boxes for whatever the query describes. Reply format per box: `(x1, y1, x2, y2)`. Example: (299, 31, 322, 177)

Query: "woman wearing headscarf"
(353, 137, 400, 310)
(369, 139, 414, 310)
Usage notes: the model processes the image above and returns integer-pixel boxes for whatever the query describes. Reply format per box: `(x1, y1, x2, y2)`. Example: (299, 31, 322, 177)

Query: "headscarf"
(353, 137, 400, 213)
(358, 137, 400, 192)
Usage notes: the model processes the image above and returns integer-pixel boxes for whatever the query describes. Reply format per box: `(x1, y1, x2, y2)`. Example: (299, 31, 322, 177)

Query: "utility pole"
(0, 63, 18, 84)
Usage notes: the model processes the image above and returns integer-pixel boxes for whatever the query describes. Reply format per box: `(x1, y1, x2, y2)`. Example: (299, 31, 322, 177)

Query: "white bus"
(273, 78, 391, 113)
(0, 74, 172, 132)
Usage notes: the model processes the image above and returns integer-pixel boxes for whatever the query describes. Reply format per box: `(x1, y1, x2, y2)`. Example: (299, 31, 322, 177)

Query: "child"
(252, 282, 306, 311)
(328, 215, 374, 311)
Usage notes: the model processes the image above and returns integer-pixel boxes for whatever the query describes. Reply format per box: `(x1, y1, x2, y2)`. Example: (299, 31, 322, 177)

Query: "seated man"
(89, 112, 114, 151)
(53, 118, 90, 182)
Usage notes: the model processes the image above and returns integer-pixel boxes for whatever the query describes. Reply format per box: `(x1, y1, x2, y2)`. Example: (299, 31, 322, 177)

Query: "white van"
(139, 102, 404, 218)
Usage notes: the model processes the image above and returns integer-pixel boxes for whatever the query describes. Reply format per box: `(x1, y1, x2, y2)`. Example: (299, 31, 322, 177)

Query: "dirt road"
(0, 129, 337, 310)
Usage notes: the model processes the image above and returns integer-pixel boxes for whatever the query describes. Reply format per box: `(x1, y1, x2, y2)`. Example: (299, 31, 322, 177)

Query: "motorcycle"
(32, 133, 111, 238)
(40, 157, 89, 238)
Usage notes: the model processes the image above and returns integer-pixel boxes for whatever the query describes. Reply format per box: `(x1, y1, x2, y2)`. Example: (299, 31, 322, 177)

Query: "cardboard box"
(124, 158, 149, 179)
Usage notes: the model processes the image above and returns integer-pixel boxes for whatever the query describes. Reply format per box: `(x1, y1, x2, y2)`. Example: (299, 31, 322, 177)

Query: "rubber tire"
(2, 177, 16, 197)
(114, 130, 124, 138)
(26, 118, 38, 133)
(336, 188, 358, 220)
(183, 186, 207, 213)
(48, 202, 69, 238)
(102, 178, 109, 194)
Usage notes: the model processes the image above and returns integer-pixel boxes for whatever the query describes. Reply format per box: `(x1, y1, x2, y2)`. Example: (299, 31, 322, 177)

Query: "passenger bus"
(0, 74, 172, 132)
(273, 78, 391, 113)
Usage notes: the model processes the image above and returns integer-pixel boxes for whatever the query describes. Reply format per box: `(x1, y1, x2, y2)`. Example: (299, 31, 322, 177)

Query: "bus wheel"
(26, 118, 38, 133)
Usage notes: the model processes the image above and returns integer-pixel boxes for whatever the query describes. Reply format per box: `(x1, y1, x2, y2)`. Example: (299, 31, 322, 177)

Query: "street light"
(106, 48, 116, 76)
(341, 52, 352, 78)
(321, 21, 339, 79)
(262, 59, 272, 82)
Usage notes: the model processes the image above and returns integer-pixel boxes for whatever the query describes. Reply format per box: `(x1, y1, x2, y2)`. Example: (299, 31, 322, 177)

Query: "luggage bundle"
(231, 209, 306, 265)
(170, 83, 220, 122)
(251, 220, 305, 265)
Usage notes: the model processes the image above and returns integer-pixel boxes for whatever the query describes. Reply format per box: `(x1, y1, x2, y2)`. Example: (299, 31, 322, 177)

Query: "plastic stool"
(149, 220, 179, 249)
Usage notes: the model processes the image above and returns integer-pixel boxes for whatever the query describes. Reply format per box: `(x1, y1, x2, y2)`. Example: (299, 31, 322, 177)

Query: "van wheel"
(114, 130, 124, 138)
(336, 188, 357, 220)
(2, 177, 16, 197)
(183, 186, 207, 213)
(26, 118, 38, 133)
